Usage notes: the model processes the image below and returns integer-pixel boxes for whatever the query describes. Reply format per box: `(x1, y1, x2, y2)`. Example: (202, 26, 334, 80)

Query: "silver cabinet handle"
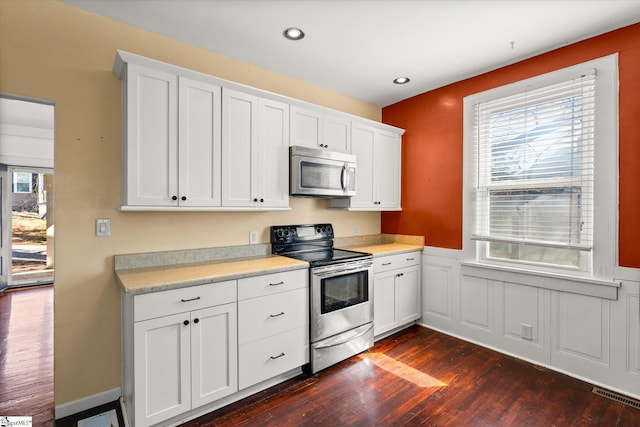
(269, 281, 284, 286)
(270, 352, 285, 360)
(180, 296, 201, 302)
(382, 262, 392, 266)
(406, 258, 415, 261)
(269, 312, 285, 318)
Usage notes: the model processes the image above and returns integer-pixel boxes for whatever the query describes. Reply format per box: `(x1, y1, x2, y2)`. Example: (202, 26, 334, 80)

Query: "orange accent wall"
(382, 23, 640, 268)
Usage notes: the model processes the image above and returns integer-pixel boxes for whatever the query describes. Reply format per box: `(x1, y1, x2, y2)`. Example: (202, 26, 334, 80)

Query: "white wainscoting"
(421, 247, 640, 400)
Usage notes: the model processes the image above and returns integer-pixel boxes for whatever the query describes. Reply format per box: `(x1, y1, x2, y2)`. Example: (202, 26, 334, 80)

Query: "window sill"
(460, 261, 620, 300)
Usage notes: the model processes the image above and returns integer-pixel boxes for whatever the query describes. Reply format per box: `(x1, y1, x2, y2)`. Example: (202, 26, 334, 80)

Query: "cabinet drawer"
(238, 288, 308, 345)
(238, 326, 309, 390)
(373, 251, 421, 273)
(238, 269, 307, 300)
(134, 280, 236, 322)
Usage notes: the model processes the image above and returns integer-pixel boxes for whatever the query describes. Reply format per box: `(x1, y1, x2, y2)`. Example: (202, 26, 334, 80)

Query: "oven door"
(310, 259, 373, 342)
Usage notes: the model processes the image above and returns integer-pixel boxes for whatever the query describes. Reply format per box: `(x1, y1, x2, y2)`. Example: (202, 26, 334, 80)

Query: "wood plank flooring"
(0, 285, 54, 426)
(190, 326, 640, 426)
(2, 286, 639, 426)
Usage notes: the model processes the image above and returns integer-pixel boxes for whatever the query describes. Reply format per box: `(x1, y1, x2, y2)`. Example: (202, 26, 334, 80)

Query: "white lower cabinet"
(237, 270, 309, 390)
(373, 251, 422, 337)
(133, 303, 237, 426)
(122, 269, 309, 426)
(127, 281, 237, 427)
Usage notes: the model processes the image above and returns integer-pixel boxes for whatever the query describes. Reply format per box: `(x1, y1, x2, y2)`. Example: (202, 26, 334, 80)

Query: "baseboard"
(55, 387, 122, 419)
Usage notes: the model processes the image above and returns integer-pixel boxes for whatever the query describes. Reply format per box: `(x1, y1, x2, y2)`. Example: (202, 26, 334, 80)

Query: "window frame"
(463, 54, 618, 282)
(12, 171, 33, 194)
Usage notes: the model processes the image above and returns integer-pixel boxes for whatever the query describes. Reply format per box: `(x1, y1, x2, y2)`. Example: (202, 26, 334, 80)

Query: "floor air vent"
(592, 386, 640, 410)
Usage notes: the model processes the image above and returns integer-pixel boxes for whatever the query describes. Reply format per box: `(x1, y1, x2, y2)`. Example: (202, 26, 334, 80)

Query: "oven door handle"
(313, 323, 373, 350)
(313, 263, 371, 278)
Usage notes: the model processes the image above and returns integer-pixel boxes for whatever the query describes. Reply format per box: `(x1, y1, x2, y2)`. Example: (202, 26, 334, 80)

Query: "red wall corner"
(382, 23, 640, 268)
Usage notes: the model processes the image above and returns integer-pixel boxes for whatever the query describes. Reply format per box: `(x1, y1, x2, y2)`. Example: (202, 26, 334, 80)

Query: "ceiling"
(62, 0, 640, 107)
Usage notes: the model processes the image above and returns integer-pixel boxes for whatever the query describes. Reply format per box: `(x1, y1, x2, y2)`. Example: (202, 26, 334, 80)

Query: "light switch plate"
(96, 219, 111, 237)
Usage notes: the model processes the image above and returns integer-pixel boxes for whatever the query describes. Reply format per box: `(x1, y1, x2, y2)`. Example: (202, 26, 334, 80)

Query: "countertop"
(116, 255, 308, 295)
(116, 236, 424, 295)
(344, 242, 423, 256)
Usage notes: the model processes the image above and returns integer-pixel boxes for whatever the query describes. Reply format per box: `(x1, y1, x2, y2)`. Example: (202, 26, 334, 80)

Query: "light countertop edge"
(117, 256, 309, 296)
(345, 243, 424, 256)
(116, 238, 425, 296)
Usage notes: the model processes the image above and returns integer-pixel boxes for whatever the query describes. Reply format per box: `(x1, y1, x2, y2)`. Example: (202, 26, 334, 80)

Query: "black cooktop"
(282, 248, 372, 267)
(270, 224, 371, 267)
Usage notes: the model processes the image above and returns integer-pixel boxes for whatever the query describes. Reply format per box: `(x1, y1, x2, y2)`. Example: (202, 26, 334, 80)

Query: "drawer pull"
(270, 352, 285, 360)
(406, 258, 415, 261)
(382, 262, 392, 266)
(269, 312, 285, 318)
(269, 281, 284, 286)
(180, 296, 201, 303)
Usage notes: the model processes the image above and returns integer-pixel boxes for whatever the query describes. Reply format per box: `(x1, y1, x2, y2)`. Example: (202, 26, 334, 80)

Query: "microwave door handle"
(341, 164, 347, 192)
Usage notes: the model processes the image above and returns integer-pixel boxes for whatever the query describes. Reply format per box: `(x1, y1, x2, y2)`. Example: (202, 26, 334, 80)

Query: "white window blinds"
(471, 71, 596, 256)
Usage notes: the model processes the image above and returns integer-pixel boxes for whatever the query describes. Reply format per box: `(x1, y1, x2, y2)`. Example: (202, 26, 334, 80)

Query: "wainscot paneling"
(422, 250, 460, 332)
(497, 281, 550, 363)
(552, 291, 611, 366)
(626, 292, 640, 376)
(420, 248, 640, 400)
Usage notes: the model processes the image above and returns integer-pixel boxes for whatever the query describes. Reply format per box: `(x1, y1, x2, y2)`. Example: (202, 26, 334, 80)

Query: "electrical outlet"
(249, 230, 258, 245)
(521, 323, 533, 340)
(354, 225, 359, 235)
(96, 218, 110, 237)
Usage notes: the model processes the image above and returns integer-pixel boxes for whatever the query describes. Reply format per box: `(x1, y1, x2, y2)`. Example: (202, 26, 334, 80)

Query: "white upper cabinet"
(178, 78, 222, 207)
(330, 121, 402, 211)
(290, 105, 351, 153)
(221, 89, 256, 208)
(222, 88, 289, 209)
(123, 64, 179, 207)
(120, 62, 222, 209)
(257, 98, 290, 208)
(113, 50, 403, 211)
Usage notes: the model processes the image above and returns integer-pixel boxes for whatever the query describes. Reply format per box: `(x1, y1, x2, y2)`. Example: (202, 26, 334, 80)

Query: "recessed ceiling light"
(393, 77, 410, 85)
(283, 27, 305, 41)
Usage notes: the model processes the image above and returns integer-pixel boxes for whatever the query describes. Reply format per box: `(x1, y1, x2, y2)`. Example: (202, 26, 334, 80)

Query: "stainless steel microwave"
(290, 146, 356, 198)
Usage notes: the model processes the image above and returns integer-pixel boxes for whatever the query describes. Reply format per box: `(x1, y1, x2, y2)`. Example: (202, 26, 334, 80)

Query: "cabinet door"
(125, 64, 178, 207)
(290, 105, 322, 149)
(191, 303, 238, 408)
(396, 265, 421, 325)
(257, 98, 289, 208)
(349, 122, 376, 208)
(134, 313, 190, 427)
(221, 89, 256, 207)
(178, 77, 222, 207)
(374, 130, 401, 209)
(323, 114, 351, 153)
(373, 270, 397, 336)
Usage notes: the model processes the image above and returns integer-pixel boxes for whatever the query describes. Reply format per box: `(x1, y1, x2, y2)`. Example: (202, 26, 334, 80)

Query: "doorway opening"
(0, 96, 55, 290)
(11, 168, 54, 286)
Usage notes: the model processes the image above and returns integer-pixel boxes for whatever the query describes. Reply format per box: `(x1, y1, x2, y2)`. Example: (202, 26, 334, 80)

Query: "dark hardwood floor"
(2, 286, 639, 426)
(190, 326, 640, 426)
(0, 285, 54, 426)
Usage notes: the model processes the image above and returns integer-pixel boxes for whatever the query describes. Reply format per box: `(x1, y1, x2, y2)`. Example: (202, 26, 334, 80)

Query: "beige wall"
(0, 1, 382, 406)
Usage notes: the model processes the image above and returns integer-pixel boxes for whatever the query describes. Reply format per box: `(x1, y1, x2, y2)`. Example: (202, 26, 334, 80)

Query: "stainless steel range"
(271, 224, 374, 373)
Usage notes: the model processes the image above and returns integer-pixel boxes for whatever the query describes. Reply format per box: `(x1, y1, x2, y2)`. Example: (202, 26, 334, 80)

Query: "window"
(464, 55, 617, 280)
(12, 172, 33, 193)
